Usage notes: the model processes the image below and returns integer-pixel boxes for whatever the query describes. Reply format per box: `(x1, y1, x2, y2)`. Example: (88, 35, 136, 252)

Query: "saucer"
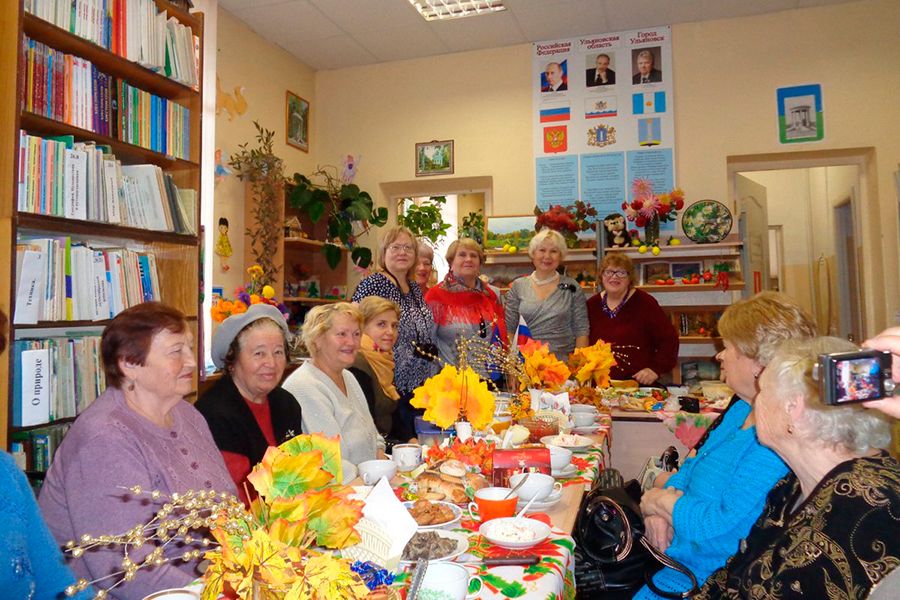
(571, 424, 602, 435)
(516, 489, 562, 511)
(551, 464, 578, 478)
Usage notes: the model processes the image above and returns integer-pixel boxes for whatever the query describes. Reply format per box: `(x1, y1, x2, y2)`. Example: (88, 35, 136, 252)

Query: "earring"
(787, 423, 794, 435)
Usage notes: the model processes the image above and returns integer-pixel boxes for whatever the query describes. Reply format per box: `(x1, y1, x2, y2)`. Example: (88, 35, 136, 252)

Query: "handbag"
(574, 468, 700, 599)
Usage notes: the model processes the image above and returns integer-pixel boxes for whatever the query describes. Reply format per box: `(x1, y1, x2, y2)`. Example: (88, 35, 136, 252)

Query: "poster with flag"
(543, 126, 568, 153)
(540, 103, 571, 123)
(632, 91, 666, 115)
(638, 118, 662, 146)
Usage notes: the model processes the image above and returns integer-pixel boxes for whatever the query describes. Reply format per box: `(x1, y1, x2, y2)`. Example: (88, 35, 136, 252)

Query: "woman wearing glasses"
(425, 238, 507, 380)
(586, 253, 678, 384)
(352, 226, 437, 441)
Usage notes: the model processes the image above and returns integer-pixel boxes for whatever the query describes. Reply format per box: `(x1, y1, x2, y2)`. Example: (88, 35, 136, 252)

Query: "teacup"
(509, 472, 562, 502)
(548, 445, 573, 472)
(419, 562, 483, 599)
(391, 444, 422, 472)
(467, 487, 518, 522)
(357, 459, 397, 485)
(570, 404, 598, 414)
(142, 589, 199, 600)
(572, 412, 596, 427)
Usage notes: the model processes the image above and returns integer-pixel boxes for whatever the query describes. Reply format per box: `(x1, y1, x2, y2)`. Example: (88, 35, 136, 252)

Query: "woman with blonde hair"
(349, 296, 401, 435)
(505, 228, 588, 358)
(698, 335, 899, 598)
(632, 291, 817, 599)
(425, 238, 507, 379)
(282, 303, 383, 466)
(587, 252, 678, 384)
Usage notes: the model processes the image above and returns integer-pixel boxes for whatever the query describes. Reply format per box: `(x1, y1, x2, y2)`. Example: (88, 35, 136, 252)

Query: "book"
(14, 244, 47, 324)
(16, 347, 52, 427)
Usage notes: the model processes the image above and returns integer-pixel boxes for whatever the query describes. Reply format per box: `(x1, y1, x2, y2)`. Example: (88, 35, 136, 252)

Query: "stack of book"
(17, 131, 196, 233)
(14, 238, 162, 325)
(11, 425, 72, 475)
(20, 35, 191, 159)
(24, 0, 200, 89)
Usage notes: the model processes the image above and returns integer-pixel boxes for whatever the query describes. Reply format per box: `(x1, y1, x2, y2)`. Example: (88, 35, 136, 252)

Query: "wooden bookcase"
(0, 1, 204, 455)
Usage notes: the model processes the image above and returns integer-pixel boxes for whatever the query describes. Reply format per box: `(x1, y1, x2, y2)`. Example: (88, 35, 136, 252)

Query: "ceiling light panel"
(410, 0, 506, 21)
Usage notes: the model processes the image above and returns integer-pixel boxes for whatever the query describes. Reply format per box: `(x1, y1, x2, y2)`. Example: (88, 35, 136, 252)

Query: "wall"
(213, 8, 318, 296)
(314, 0, 900, 333)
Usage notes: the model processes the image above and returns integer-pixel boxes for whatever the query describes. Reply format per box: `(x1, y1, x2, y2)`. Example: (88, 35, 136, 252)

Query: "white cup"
(455, 421, 473, 442)
(572, 412, 596, 427)
(419, 562, 482, 599)
(570, 404, 598, 414)
(142, 589, 199, 600)
(391, 444, 423, 472)
(509, 472, 563, 502)
(357, 459, 397, 485)
(549, 445, 573, 472)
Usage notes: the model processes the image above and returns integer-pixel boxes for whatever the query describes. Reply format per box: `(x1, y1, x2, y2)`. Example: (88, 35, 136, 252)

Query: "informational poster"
(533, 27, 676, 228)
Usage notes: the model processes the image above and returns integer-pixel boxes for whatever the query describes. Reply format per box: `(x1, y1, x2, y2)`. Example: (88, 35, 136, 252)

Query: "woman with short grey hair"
(504, 228, 588, 358)
(697, 336, 900, 599)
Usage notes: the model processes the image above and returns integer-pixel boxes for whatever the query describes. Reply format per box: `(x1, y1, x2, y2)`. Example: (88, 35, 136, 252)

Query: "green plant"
(460, 210, 485, 244)
(229, 121, 284, 284)
(398, 196, 451, 245)
(288, 166, 388, 269)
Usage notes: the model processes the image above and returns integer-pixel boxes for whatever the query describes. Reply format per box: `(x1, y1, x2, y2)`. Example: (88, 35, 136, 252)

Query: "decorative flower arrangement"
(411, 364, 496, 431)
(534, 200, 597, 247)
(211, 264, 289, 323)
(507, 391, 534, 420)
(622, 179, 685, 245)
(62, 434, 372, 600)
(568, 340, 617, 388)
(519, 339, 571, 391)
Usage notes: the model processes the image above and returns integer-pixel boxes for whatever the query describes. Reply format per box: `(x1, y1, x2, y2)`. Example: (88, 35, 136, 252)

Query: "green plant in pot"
(229, 121, 285, 284)
(460, 209, 485, 244)
(288, 166, 388, 269)
(398, 196, 451, 245)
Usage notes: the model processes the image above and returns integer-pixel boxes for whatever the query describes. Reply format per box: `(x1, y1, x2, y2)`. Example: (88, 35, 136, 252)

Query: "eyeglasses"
(602, 269, 629, 279)
(387, 243, 415, 254)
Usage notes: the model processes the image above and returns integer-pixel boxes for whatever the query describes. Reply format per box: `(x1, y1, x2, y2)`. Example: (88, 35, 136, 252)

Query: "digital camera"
(816, 350, 895, 406)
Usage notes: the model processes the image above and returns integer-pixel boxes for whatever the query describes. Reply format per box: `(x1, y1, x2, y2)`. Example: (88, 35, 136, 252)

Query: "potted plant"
(229, 122, 285, 284)
(460, 209, 485, 244)
(397, 196, 451, 245)
(288, 167, 388, 269)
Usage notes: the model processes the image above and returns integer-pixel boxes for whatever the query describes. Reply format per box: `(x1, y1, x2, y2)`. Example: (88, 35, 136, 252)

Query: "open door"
(833, 191, 864, 341)
(735, 174, 770, 298)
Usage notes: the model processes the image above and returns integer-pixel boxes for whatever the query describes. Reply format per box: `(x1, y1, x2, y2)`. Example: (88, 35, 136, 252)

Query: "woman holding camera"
(697, 336, 900, 598)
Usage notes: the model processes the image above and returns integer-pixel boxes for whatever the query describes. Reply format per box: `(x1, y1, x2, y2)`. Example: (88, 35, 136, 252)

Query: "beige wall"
(213, 8, 317, 295)
(313, 0, 899, 333)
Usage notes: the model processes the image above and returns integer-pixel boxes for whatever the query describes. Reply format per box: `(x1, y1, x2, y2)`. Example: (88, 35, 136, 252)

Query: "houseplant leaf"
(350, 247, 372, 269)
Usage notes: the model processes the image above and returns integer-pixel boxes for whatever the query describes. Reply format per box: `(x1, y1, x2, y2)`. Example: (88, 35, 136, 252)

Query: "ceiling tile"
(511, 0, 609, 40)
(230, 0, 343, 42)
(219, 0, 293, 11)
(308, 0, 426, 33)
(428, 11, 527, 53)
(352, 26, 451, 63)
(279, 34, 379, 70)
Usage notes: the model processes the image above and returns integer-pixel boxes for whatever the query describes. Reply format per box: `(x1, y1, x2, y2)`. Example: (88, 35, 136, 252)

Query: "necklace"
(601, 291, 630, 318)
(530, 271, 560, 286)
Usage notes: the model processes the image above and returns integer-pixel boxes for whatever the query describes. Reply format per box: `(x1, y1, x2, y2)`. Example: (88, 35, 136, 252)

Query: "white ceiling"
(219, 0, 860, 71)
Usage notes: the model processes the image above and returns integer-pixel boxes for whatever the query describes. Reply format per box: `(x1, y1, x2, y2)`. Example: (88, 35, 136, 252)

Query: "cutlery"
(407, 559, 428, 599)
(515, 496, 538, 518)
(504, 472, 529, 499)
(482, 556, 540, 566)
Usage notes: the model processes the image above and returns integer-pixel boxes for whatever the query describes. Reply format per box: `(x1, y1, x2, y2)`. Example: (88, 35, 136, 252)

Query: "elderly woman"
(698, 336, 899, 598)
(425, 239, 508, 379)
(352, 226, 437, 441)
(349, 296, 401, 435)
(505, 228, 588, 358)
(282, 303, 383, 466)
(196, 303, 303, 505)
(38, 302, 235, 599)
(586, 253, 678, 384)
(414, 241, 435, 294)
(633, 292, 816, 599)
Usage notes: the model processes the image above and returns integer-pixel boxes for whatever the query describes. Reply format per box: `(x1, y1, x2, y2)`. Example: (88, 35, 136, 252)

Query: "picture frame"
(415, 140, 454, 177)
(777, 83, 823, 144)
(285, 91, 309, 152)
(671, 261, 703, 279)
(484, 215, 537, 251)
(641, 261, 671, 284)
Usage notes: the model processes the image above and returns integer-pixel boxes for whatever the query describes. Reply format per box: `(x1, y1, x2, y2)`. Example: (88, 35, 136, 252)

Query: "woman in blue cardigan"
(633, 292, 817, 598)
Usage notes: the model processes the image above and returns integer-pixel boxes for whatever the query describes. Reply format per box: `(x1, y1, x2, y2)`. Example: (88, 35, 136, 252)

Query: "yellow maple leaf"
(570, 339, 617, 387)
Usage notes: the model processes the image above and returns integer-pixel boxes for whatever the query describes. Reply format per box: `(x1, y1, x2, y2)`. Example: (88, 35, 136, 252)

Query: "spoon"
(516, 496, 538, 519)
(504, 472, 529, 499)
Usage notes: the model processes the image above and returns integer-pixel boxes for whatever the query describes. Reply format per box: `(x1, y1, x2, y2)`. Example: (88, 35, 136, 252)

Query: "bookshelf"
(0, 1, 205, 467)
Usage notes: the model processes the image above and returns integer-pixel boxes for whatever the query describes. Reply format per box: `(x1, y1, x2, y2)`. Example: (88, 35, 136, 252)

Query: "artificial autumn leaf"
(521, 343, 570, 391)
(569, 339, 617, 387)
(411, 364, 495, 430)
(279, 434, 343, 483)
(459, 367, 496, 431)
(519, 338, 547, 357)
(303, 488, 364, 549)
(247, 446, 334, 501)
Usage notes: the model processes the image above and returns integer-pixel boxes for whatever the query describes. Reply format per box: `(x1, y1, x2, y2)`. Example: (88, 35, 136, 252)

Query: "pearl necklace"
(530, 271, 560, 286)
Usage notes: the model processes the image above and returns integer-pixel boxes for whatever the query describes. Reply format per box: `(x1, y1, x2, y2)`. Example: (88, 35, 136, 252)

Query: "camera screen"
(834, 357, 883, 403)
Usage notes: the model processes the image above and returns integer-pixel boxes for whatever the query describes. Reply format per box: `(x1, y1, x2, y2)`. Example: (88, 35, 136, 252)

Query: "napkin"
(530, 389, 571, 414)
(362, 477, 417, 559)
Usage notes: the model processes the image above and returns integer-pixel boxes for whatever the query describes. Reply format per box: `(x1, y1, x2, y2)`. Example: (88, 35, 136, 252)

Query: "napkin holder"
(340, 517, 400, 571)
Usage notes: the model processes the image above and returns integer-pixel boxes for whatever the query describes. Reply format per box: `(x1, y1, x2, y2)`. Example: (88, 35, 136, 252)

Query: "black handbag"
(574, 468, 700, 599)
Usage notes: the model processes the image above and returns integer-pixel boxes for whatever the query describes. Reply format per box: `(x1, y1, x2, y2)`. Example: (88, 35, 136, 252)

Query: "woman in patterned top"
(352, 226, 437, 441)
(697, 336, 899, 599)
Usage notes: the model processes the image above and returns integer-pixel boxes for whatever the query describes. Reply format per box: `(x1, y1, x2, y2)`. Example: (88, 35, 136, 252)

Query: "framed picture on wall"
(415, 140, 454, 176)
(286, 91, 309, 152)
(642, 261, 671, 284)
(485, 215, 537, 252)
(671, 261, 702, 279)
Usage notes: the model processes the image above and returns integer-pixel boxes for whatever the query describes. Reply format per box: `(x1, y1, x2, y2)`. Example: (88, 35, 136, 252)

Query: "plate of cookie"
(404, 499, 463, 531)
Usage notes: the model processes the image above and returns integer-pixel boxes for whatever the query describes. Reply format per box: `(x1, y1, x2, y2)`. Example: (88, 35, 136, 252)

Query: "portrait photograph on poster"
(585, 52, 616, 87)
(415, 140, 454, 176)
(540, 59, 569, 92)
(485, 215, 538, 251)
(777, 84, 824, 143)
(285, 91, 309, 152)
(631, 47, 663, 84)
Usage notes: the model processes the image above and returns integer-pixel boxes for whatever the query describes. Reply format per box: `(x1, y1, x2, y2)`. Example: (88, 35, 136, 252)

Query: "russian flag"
(539, 105, 571, 123)
(515, 316, 533, 350)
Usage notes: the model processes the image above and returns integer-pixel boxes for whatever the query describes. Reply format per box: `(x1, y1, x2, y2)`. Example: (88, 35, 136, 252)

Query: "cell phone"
(817, 350, 896, 405)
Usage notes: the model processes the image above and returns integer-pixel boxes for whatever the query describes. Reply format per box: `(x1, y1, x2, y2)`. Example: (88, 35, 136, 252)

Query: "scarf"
(359, 334, 400, 400)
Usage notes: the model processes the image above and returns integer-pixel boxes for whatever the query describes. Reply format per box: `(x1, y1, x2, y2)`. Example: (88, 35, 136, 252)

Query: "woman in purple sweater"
(39, 303, 236, 600)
